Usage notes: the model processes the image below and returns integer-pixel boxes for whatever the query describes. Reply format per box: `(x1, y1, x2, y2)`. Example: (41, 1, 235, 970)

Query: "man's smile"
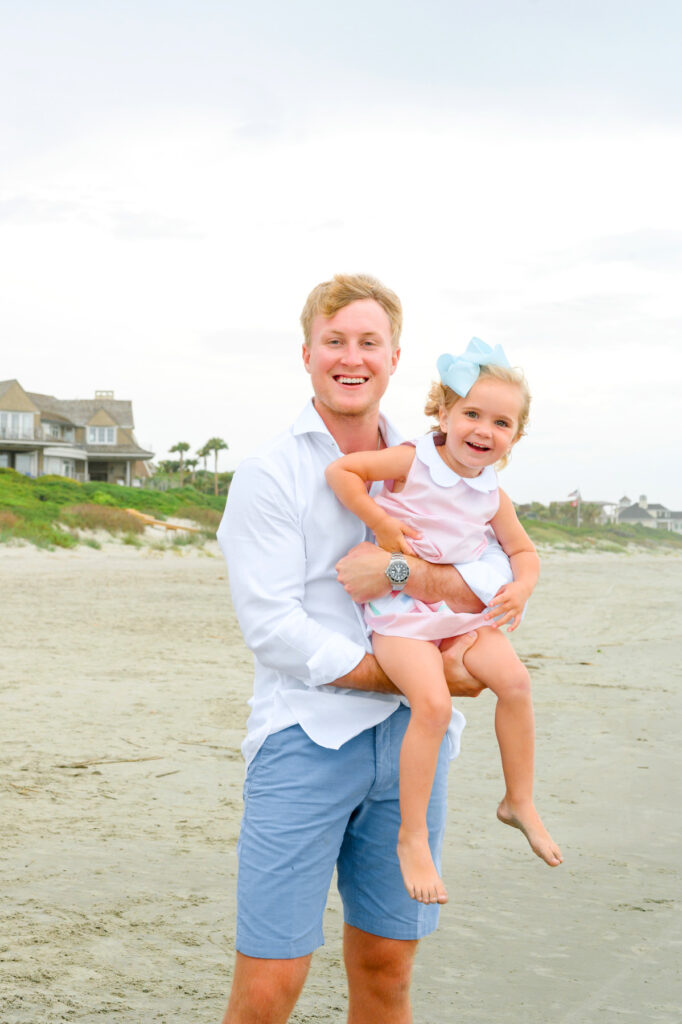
(334, 375, 369, 385)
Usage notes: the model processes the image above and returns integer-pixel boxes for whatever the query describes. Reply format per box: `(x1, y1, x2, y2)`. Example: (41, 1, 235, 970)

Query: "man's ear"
(389, 346, 401, 375)
(302, 343, 311, 372)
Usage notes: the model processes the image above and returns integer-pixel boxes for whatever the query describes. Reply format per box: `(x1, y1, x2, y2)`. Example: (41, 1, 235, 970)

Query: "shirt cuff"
(305, 634, 368, 688)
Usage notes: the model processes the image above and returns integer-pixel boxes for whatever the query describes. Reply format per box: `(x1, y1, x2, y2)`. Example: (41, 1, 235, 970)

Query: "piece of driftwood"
(125, 508, 201, 533)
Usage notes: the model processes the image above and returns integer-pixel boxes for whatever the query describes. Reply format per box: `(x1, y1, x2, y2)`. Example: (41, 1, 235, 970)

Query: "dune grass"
(60, 504, 146, 534)
(0, 468, 226, 549)
(522, 518, 682, 552)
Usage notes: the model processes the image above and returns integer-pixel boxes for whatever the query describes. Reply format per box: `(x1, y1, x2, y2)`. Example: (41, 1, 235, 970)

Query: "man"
(217, 274, 511, 1023)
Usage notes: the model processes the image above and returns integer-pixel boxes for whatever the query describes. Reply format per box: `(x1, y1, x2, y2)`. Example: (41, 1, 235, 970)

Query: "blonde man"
(217, 274, 512, 1024)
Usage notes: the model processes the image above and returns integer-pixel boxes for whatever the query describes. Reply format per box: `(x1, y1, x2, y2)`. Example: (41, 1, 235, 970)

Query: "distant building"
(0, 379, 154, 485)
(615, 495, 682, 533)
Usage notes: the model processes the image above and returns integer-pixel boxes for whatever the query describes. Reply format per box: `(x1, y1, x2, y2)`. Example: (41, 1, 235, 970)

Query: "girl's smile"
(437, 376, 523, 478)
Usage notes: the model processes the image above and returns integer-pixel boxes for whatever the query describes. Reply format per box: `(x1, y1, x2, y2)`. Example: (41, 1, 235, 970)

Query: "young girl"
(325, 339, 562, 905)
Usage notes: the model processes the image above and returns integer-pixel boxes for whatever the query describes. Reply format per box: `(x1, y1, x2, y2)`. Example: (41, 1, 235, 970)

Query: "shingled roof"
(26, 391, 135, 429)
(618, 506, 656, 522)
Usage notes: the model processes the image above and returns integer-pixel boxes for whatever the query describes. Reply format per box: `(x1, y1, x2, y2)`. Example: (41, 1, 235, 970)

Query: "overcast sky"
(2, 1, 681, 508)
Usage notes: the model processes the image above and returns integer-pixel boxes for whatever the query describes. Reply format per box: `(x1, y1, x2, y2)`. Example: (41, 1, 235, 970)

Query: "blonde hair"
(424, 364, 531, 470)
(300, 273, 403, 350)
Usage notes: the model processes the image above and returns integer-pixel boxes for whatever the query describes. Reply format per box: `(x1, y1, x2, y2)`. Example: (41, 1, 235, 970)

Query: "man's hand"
(440, 633, 486, 698)
(335, 542, 393, 604)
(485, 581, 530, 632)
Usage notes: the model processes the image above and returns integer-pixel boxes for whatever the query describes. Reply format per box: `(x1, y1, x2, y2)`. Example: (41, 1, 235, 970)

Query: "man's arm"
(335, 542, 486, 612)
(334, 637, 486, 698)
(219, 459, 369, 689)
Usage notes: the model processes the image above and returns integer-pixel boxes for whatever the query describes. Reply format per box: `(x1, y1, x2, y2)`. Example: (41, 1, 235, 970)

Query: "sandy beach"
(1, 540, 680, 1023)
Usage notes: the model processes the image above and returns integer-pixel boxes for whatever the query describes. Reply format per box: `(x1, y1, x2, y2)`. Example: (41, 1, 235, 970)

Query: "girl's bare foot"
(497, 798, 563, 866)
(397, 829, 449, 904)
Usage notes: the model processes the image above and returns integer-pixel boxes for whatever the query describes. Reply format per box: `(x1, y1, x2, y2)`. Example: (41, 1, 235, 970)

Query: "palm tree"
(169, 441, 190, 488)
(197, 444, 210, 473)
(185, 457, 199, 486)
(203, 437, 228, 496)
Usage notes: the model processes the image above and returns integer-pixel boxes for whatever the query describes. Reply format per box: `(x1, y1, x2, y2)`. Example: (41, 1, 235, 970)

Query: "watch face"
(387, 560, 409, 584)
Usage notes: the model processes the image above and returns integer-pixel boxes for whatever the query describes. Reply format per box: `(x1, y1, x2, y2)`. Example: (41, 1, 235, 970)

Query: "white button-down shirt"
(218, 400, 512, 766)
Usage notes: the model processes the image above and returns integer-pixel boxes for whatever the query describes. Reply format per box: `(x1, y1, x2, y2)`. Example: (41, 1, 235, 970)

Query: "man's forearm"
(328, 653, 400, 694)
(404, 558, 485, 613)
(335, 542, 486, 612)
(326, 637, 486, 699)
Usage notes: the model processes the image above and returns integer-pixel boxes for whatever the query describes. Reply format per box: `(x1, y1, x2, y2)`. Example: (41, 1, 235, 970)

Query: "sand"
(1, 540, 680, 1023)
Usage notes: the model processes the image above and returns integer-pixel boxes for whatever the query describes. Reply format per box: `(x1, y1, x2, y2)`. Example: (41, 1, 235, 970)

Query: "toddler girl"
(325, 339, 562, 905)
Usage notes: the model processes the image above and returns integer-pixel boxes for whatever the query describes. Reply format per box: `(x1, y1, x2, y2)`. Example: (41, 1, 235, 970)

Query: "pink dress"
(365, 433, 500, 642)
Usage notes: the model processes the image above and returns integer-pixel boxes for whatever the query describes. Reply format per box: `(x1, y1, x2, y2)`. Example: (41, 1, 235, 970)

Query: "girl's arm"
(325, 445, 419, 554)
(486, 489, 540, 632)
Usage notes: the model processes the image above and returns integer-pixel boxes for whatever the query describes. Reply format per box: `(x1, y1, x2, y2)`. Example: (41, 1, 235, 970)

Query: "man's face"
(302, 298, 400, 420)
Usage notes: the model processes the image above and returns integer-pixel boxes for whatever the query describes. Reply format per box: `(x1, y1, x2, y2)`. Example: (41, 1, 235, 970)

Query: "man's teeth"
(337, 376, 366, 384)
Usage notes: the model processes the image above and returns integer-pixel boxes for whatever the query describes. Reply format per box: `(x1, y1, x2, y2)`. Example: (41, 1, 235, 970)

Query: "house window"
(15, 452, 37, 476)
(0, 411, 34, 439)
(50, 423, 61, 438)
(87, 426, 116, 444)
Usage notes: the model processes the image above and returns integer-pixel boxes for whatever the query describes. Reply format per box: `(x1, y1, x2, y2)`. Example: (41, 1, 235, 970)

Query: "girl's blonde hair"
(424, 364, 531, 470)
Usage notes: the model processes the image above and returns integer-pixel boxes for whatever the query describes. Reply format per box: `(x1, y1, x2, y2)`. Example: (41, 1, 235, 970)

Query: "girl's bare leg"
(463, 627, 563, 867)
(372, 633, 453, 904)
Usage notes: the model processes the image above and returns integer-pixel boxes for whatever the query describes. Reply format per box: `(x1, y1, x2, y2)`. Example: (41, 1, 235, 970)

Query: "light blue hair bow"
(437, 338, 511, 397)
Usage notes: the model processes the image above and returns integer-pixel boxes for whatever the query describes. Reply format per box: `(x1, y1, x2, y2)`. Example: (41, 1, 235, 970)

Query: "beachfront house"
(0, 379, 154, 485)
(615, 495, 682, 533)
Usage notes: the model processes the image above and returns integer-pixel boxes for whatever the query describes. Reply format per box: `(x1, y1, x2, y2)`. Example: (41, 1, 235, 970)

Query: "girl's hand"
(485, 581, 530, 632)
(374, 515, 420, 556)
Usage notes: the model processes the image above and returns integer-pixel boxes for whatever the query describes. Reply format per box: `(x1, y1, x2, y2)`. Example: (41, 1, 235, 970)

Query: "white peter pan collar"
(415, 433, 498, 492)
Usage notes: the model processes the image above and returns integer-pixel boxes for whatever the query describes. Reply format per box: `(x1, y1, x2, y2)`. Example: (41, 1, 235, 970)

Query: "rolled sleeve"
(305, 632, 367, 687)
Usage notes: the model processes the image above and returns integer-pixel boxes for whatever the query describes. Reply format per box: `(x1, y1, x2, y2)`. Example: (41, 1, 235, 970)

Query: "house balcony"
(0, 426, 37, 441)
(0, 425, 77, 445)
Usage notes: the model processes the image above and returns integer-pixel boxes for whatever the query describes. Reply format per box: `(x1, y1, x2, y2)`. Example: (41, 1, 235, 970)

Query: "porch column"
(126, 460, 131, 486)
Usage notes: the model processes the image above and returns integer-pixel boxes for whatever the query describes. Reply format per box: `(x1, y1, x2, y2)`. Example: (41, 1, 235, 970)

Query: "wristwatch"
(385, 553, 410, 591)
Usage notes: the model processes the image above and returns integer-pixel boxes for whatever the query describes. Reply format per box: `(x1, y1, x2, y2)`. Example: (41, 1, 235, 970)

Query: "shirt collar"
(292, 399, 403, 450)
(415, 433, 498, 492)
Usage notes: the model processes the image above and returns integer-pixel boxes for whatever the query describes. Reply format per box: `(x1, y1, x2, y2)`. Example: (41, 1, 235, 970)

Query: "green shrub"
(90, 490, 119, 506)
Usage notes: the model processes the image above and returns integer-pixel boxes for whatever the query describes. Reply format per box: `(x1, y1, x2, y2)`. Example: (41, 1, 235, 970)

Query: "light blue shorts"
(235, 705, 449, 959)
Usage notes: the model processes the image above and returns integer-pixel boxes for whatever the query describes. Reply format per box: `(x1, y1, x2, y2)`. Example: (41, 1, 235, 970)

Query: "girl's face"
(438, 376, 523, 478)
